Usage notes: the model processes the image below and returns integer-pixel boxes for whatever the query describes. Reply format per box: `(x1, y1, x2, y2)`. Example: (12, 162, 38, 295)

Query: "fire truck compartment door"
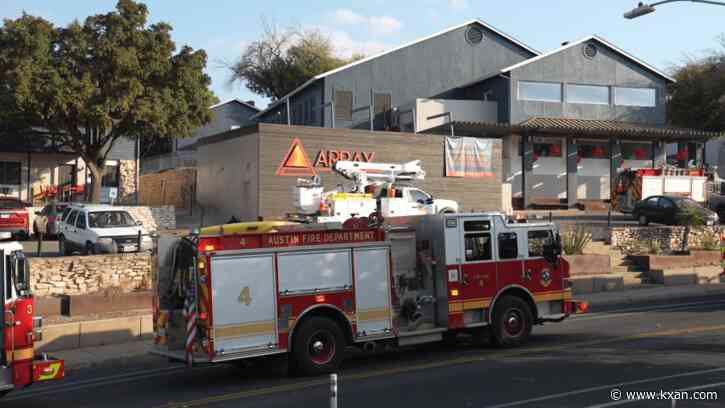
(353, 247, 392, 338)
(211, 254, 277, 353)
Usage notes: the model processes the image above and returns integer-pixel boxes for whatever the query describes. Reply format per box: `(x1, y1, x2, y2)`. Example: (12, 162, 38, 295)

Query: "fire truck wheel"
(291, 316, 346, 376)
(491, 296, 533, 348)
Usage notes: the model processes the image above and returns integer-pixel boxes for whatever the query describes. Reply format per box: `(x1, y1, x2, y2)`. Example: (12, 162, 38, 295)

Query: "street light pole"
(624, 0, 725, 19)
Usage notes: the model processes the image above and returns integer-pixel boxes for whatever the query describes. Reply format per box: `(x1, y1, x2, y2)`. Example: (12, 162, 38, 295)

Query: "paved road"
(4, 296, 725, 408)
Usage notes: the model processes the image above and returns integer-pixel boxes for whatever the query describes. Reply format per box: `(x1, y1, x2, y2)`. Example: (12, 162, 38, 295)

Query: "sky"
(2, 0, 724, 111)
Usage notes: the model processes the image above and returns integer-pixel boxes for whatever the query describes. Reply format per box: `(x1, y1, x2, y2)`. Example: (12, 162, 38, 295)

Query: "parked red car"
(0, 198, 30, 239)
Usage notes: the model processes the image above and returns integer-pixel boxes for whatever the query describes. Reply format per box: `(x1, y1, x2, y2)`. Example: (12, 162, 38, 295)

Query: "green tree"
(0, 0, 217, 202)
(677, 203, 705, 253)
(668, 36, 725, 132)
(229, 22, 363, 100)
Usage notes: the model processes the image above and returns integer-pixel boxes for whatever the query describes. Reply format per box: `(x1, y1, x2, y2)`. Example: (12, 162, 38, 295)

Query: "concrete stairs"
(588, 241, 647, 285)
(570, 240, 724, 295)
(570, 241, 646, 294)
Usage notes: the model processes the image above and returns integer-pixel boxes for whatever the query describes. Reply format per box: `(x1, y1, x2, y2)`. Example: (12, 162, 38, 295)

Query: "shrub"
(562, 225, 592, 255)
(678, 204, 705, 252)
(644, 239, 661, 255)
(698, 228, 720, 251)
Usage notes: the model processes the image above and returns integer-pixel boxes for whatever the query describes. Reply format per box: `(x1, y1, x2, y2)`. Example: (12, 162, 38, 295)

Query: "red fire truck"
(0, 233, 64, 396)
(151, 213, 585, 375)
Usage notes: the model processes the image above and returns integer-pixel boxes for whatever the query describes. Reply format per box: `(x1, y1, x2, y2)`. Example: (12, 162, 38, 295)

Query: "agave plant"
(561, 225, 592, 255)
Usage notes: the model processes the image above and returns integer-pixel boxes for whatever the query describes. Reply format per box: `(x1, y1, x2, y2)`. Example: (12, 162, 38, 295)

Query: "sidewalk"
(579, 282, 725, 308)
(53, 340, 157, 372)
(48, 283, 725, 372)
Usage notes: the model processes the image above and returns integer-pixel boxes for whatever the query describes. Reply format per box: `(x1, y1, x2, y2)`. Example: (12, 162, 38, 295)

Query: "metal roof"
(252, 19, 540, 120)
(520, 117, 719, 139)
(210, 98, 260, 112)
(425, 117, 721, 141)
(500, 35, 676, 83)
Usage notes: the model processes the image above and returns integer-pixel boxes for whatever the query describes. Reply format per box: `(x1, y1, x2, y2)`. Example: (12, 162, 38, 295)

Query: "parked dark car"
(632, 195, 719, 226)
(0, 198, 30, 239)
(33, 202, 70, 237)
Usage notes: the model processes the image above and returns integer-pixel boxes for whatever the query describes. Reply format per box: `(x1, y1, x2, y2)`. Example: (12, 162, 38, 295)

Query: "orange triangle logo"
(276, 138, 317, 176)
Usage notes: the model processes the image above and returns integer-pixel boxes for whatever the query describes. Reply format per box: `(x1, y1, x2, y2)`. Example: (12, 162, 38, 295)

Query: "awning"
(424, 117, 722, 141)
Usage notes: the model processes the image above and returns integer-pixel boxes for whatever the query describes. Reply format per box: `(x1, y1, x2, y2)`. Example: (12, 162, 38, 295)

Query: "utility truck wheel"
(638, 214, 648, 226)
(491, 296, 533, 348)
(291, 316, 345, 376)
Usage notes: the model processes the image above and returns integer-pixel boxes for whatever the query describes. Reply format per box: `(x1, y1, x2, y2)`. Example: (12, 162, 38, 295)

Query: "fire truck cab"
(0, 233, 64, 397)
(152, 213, 582, 376)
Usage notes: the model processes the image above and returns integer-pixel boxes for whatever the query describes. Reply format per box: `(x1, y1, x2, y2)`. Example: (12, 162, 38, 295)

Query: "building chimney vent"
(561, 41, 570, 46)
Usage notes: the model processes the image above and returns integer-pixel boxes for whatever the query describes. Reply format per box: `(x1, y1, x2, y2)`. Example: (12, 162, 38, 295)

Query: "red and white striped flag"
(182, 282, 198, 367)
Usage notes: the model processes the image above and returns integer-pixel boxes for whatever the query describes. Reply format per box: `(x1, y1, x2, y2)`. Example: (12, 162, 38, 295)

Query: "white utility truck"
(292, 160, 459, 224)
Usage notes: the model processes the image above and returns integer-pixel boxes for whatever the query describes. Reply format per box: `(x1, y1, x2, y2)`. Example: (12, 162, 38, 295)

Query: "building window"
(334, 90, 353, 122)
(614, 87, 656, 107)
(518, 81, 562, 103)
(527, 230, 553, 258)
(0, 161, 21, 186)
(102, 165, 119, 188)
(622, 142, 652, 160)
(534, 140, 562, 158)
(578, 141, 610, 159)
(566, 84, 609, 105)
(498, 232, 518, 260)
(465, 233, 492, 262)
(373, 92, 392, 130)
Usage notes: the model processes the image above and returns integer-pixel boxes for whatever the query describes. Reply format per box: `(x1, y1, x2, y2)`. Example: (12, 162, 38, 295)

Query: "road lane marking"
(7, 301, 723, 403)
(482, 368, 725, 408)
(14, 300, 719, 398)
(152, 324, 725, 408)
(584, 380, 725, 407)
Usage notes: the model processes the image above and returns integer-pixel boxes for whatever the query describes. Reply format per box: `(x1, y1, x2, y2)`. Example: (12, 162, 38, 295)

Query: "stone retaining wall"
(30, 253, 151, 297)
(122, 205, 176, 232)
(610, 226, 721, 252)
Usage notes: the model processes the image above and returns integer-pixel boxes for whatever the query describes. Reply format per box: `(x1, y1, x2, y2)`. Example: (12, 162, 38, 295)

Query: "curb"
(57, 342, 163, 373)
(580, 283, 725, 309)
(39, 314, 153, 353)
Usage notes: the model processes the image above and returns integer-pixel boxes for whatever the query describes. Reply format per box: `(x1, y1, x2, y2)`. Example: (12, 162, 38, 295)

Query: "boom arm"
(333, 160, 426, 191)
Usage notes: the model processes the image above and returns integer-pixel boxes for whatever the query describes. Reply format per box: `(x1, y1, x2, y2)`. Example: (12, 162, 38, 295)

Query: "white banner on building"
(445, 136, 494, 178)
